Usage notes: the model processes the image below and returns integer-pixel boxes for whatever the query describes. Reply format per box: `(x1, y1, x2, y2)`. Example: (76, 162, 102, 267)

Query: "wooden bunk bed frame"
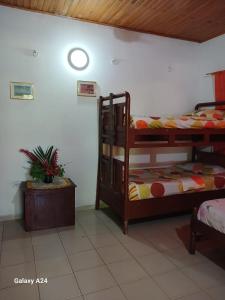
(96, 92, 225, 233)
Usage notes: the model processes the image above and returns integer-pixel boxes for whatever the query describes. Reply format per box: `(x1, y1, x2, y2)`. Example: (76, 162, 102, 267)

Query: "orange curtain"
(215, 71, 225, 102)
(214, 71, 225, 153)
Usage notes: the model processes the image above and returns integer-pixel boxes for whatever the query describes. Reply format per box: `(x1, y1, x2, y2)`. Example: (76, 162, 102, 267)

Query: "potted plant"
(20, 146, 65, 183)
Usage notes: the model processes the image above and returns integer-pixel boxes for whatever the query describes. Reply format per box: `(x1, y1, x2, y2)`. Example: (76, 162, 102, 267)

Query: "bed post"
(189, 207, 198, 254)
(109, 93, 115, 186)
(95, 96, 103, 210)
(123, 92, 130, 234)
(192, 146, 196, 162)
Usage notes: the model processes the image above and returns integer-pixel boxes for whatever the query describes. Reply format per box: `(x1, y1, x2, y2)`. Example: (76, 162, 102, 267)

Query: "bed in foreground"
(96, 92, 225, 233)
(189, 198, 225, 254)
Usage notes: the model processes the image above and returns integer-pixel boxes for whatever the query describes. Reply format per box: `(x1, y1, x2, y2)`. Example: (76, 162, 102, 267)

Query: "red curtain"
(214, 71, 225, 153)
(215, 70, 225, 103)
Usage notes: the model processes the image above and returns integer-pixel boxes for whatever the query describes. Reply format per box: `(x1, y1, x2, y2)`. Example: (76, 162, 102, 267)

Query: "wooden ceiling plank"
(117, 0, 155, 27)
(164, 2, 225, 40)
(35, 0, 45, 10)
(132, 0, 212, 40)
(157, 1, 218, 32)
(23, 0, 30, 9)
(84, 0, 105, 20)
(128, 0, 172, 28)
(106, 0, 145, 24)
(101, 0, 146, 24)
(71, 0, 93, 19)
(97, 0, 125, 23)
(66, 0, 82, 17)
(69, 0, 89, 19)
(140, 1, 193, 30)
(16, 0, 24, 6)
(170, 1, 224, 33)
(0, 0, 12, 4)
(107, 0, 155, 27)
(55, 0, 67, 15)
(11, 0, 17, 4)
(59, 0, 75, 16)
(41, 0, 53, 12)
(48, 0, 58, 13)
(30, 0, 38, 10)
(82, 0, 104, 20)
(80, 0, 108, 20)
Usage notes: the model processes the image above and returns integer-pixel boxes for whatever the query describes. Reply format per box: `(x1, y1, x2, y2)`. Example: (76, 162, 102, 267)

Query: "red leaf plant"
(20, 146, 65, 181)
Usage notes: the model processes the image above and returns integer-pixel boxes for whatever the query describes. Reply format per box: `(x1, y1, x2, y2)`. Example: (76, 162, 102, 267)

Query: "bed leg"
(123, 220, 128, 234)
(189, 207, 197, 254)
(95, 168, 100, 210)
(189, 231, 196, 254)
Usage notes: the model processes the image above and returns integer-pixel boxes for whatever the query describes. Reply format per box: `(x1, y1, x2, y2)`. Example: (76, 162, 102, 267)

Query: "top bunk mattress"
(131, 110, 225, 129)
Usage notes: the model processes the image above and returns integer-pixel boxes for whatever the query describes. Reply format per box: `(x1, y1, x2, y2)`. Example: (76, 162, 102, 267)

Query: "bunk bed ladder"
(95, 91, 131, 234)
(96, 93, 118, 208)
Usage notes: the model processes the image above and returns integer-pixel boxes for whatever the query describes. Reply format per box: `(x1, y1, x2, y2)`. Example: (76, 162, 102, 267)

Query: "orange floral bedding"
(129, 165, 225, 201)
(131, 109, 225, 129)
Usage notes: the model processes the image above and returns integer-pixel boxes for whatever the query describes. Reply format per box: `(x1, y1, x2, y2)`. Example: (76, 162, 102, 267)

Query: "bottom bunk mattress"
(129, 163, 225, 201)
(197, 199, 225, 234)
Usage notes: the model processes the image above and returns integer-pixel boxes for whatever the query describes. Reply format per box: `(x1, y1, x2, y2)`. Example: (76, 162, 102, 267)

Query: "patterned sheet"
(129, 166, 225, 201)
(131, 115, 225, 129)
(197, 199, 225, 234)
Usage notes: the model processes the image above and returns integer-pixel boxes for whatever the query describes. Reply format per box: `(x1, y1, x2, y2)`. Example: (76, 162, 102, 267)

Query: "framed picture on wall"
(77, 80, 96, 97)
(10, 82, 34, 100)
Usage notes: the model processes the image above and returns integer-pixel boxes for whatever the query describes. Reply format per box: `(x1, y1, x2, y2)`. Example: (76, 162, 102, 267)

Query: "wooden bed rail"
(195, 100, 225, 111)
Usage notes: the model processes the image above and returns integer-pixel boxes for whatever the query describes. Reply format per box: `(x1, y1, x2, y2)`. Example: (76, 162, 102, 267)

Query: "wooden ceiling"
(0, 0, 225, 42)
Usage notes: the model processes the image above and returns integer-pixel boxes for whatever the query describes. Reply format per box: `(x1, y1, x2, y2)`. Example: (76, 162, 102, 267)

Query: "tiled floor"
(0, 209, 225, 300)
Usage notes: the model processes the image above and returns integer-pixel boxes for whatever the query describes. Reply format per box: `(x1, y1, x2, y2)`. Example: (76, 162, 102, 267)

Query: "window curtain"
(214, 70, 225, 153)
(215, 70, 225, 104)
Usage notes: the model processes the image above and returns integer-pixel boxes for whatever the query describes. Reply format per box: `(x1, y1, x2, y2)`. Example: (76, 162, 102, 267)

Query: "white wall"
(0, 6, 202, 218)
(197, 35, 225, 101)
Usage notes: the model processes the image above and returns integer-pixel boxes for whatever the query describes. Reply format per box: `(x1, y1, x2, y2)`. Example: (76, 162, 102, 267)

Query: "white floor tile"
(154, 269, 200, 299)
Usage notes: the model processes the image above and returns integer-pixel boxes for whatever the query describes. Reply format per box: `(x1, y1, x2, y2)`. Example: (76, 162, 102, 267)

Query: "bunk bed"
(96, 92, 225, 233)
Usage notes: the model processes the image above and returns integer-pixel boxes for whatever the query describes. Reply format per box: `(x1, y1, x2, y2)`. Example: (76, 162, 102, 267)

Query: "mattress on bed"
(129, 165, 225, 201)
(197, 199, 225, 235)
(131, 114, 225, 129)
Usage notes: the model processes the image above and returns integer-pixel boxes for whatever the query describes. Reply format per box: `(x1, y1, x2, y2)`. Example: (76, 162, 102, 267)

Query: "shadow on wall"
(113, 28, 142, 43)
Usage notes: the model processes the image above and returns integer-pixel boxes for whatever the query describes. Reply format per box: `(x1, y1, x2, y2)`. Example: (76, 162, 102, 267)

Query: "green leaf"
(33, 146, 49, 163)
(45, 146, 54, 163)
(30, 163, 45, 181)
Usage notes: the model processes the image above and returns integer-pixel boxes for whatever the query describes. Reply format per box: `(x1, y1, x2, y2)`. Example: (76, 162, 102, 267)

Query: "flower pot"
(44, 175, 54, 184)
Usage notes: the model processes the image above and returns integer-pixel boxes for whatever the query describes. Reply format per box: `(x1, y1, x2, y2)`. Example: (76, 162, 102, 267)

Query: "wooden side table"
(22, 178, 76, 231)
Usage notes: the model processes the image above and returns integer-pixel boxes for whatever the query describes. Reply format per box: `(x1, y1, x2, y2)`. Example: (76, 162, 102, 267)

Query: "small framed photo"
(77, 80, 96, 97)
(10, 82, 34, 100)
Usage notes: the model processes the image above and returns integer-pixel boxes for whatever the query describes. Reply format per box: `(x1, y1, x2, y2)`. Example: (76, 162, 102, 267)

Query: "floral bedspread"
(129, 166, 225, 201)
(197, 199, 225, 234)
(131, 115, 225, 129)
